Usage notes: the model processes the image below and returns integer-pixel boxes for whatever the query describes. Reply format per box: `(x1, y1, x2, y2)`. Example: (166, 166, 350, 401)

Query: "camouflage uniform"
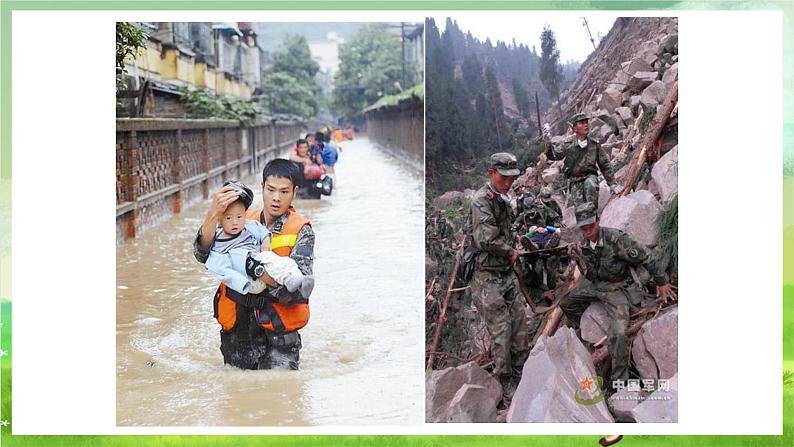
(514, 188, 563, 294)
(194, 209, 315, 370)
(470, 153, 537, 386)
(562, 208, 669, 383)
(545, 113, 616, 214)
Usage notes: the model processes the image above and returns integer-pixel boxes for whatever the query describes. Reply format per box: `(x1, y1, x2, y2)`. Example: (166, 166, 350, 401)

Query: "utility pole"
(400, 22, 406, 88)
(581, 17, 597, 52)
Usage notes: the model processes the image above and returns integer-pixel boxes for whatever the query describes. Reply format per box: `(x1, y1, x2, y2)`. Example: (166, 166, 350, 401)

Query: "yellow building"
(121, 22, 259, 117)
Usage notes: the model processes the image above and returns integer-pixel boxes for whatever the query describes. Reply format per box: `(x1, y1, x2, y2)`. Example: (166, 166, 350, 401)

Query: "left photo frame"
(115, 21, 425, 426)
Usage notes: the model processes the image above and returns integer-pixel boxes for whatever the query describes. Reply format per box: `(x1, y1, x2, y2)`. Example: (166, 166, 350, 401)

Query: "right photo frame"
(425, 15, 679, 424)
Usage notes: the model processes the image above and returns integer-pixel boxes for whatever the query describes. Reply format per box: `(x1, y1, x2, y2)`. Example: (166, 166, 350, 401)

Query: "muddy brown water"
(116, 137, 424, 426)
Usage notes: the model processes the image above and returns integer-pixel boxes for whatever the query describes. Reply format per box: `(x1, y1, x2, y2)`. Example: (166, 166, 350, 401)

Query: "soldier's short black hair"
(296, 138, 308, 147)
(262, 158, 299, 188)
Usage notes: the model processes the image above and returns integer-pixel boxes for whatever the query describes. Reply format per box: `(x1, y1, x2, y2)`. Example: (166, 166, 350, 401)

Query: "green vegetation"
(179, 88, 258, 125)
(425, 18, 578, 197)
(655, 194, 678, 275)
(115, 22, 148, 106)
(260, 72, 317, 119)
(639, 103, 657, 134)
(785, 285, 794, 362)
(539, 25, 563, 105)
(365, 84, 423, 111)
(261, 34, 321, 119)
(333, 24, 411, 124)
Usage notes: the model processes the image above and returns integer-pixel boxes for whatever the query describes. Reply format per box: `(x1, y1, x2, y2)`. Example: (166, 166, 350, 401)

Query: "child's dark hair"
(262, 158, 299, 187)
(222, 179, 254, 209)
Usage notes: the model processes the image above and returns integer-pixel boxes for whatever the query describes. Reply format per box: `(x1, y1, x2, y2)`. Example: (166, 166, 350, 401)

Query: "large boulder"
(445, 384, 499, 423)
(612, 113, 627, 130)
(648, 179, 659, 197)
(651, 145, 678, 203)
(598, 124, 615, 142)
(624, 58, 653, 77)
(661, 33, 678, 55)
(589, 116, 607, 130)
(600, 190, 662, 246)
(426, 362, 502, 423)
(662, 62, 678, 89)
(581, 302, 610, 344)
(640, 81, 667, 109)
(609, 69, 631, 92)
(631, 374, 679, 422)
(629, 95, 642, 113)
(628, 71, 659, 93)
(598, 88, 623, 114)
(507, 327, 614, 422)
(608, 389, 644, 422)
(433, 191, 465, 212)
(616, 106, 634, 124)
(632, 307, 678, 380)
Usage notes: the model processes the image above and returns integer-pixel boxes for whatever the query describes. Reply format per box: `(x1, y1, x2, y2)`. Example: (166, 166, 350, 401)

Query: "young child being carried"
(204, 180, 315, 298)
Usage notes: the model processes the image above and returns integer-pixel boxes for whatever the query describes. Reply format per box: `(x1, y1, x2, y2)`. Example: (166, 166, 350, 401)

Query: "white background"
(10, 10, 783, 435)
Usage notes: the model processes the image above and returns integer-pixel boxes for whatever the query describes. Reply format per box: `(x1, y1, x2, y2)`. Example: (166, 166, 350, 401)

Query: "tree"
(539, 25, 563, 105)
(332, 23, 406, 123)
(262, 34, 321, 119)
(116, 22, 148, 104)
(484, 64, 507, 151)
(512, 77, 530, 119)
(261, 72, 317, 119)
(461, 52, 483, 94)
(271, 34, 320, 83)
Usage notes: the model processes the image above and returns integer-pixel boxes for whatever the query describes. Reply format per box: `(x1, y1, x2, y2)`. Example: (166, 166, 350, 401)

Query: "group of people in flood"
(289, 126, 353, 199)
(192, 126, 353, 371)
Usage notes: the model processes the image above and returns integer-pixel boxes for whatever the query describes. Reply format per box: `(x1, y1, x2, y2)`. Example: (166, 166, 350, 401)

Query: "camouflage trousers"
(471, 269, 538, 381)
(566, 174, 600, 213)
(560, 278, 636, 383)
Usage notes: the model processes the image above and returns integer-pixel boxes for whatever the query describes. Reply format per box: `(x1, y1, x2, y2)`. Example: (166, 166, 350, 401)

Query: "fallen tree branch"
(425, 278, 437, 301)
(619, 79, 678, 196)
(528, 264, 582, 349)
(427, 238, 467, 370)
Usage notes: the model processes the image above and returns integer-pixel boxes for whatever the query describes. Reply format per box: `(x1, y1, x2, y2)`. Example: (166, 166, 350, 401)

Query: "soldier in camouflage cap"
(569, 112, 589, 125)
(562, 203, 674, 385)
(543, 113, 621, 223)
(490, 152, 522, 176)
(470, 152, 538, 398)
(574, 202, 597, 227)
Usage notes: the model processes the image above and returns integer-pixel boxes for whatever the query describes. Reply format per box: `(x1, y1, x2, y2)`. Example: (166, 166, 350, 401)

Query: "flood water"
(116, 137, 425, 426)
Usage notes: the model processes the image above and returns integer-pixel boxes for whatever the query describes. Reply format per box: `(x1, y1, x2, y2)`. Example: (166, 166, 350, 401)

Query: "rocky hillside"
(425, 17, 679, 424)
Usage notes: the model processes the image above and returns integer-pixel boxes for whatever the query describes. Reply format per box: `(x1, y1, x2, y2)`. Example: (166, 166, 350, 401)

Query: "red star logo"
(579, 375, 595, 392)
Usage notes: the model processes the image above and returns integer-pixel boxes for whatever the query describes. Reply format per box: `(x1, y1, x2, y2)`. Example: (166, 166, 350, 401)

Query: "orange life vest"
(213, 208, 311, 334)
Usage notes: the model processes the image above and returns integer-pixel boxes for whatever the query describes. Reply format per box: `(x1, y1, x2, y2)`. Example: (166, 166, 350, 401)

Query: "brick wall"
(116, 118, 303, 244)
(365, 97, 423, 164)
